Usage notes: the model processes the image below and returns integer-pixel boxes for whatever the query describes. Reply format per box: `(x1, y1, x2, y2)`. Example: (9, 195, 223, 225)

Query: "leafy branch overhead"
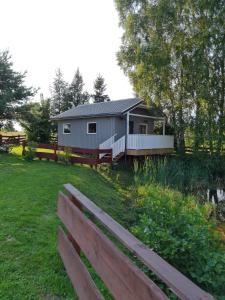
(115, 0, 225, 154)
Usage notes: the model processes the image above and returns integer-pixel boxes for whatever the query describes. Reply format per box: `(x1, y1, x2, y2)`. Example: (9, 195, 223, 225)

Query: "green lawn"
(0, 149, 132, 299)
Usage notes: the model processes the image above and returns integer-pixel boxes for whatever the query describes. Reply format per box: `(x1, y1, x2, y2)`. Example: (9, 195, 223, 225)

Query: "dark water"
(207, 189, 225, 204)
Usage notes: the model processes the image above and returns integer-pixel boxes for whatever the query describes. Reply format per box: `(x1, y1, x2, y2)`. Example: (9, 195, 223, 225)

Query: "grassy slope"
(0, 149, 130, 300)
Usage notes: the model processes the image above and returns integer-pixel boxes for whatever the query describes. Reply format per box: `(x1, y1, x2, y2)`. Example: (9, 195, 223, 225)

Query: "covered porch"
(125, 107, 174, 156)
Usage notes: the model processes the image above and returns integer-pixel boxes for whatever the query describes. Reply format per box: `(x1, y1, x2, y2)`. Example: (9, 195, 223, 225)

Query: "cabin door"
(139, 124, 148, 134)
(129, 121, 134, 134)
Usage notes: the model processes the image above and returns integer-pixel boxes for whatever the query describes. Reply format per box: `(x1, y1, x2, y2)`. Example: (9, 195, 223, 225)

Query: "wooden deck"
(127, 148, 174, 156)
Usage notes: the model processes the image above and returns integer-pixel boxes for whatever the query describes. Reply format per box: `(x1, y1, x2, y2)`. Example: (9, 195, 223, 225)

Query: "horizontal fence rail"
(58, 189, 168, 300)
(22, 142, 112, 166)
(185, 146, 225, 155)
(0, 134, 26, 145)
(57, 183, 214, 300)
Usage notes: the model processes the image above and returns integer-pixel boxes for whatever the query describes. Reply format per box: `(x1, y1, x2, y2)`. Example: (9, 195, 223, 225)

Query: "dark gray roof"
(51, 98, 142, 120)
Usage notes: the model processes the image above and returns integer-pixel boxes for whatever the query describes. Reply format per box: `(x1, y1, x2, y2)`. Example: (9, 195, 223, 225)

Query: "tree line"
(115, 0, 225, 154)
(0, 50, 110, 141)
(50, 68, 110, 116)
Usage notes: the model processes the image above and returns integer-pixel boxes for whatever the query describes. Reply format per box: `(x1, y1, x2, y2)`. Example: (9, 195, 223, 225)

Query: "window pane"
(88, 123, 96, 133)
(64, 124, 71, 134)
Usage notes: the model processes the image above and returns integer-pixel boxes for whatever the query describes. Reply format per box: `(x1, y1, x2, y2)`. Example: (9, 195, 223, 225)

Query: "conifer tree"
(50, 68, 68, 115)
(93, 74, 110, 103)
(67, 68, 89, 108)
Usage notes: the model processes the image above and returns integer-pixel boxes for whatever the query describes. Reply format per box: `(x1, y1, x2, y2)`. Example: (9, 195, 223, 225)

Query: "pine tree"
(67, 68, 90, 108)
(19, 99, 53, 143)
(50, 68, 68, 115)
(93, 75, 110, 103)
(0, 50, 35, 128)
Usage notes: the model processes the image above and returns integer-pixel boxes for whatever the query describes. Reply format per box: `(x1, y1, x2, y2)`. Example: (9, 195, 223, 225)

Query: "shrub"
(23, 142, 37, 161)
(132, 184, 225, 298)
(0, 144, 13, 153)
(57, 147, 72, 165)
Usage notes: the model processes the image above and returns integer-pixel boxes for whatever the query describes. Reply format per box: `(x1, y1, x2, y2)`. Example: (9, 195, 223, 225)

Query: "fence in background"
(57, 183, 214, 300)
(0, 134, 26, 145)
(185, 146, 225, 155)
(22, 142, 112, 166)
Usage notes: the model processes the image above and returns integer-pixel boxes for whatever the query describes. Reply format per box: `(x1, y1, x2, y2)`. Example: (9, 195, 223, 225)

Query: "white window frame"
(63, 123, 71, 135)
(139, 123, 148, 134)
(87, 122, 97, 134)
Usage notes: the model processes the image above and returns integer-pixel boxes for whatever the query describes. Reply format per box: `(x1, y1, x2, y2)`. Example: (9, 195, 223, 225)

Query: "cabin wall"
(58, 117, 116, 149)
(57, 110, 156, 149)
(129, 115, 154, 134)
(114, 117, 126, 139)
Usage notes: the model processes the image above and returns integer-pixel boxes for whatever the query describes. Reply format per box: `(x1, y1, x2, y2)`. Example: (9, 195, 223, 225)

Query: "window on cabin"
(87, 122, 97, 134)
(63, 123, 71, 134)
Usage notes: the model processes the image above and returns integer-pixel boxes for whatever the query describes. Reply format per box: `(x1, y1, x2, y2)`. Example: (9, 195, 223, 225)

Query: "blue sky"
(1, 0, 134, 100)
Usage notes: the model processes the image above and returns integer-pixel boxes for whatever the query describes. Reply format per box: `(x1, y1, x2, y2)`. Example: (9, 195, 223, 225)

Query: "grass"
(0, 147, 132, 300)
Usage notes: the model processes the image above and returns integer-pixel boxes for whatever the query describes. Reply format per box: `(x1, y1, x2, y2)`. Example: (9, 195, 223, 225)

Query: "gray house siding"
(57, 108, 156, 148)
(113, 115, 154, 136)
(129, 115, 154, 134)
(114, 117, 126, 139)
(58, 117, 116, 149)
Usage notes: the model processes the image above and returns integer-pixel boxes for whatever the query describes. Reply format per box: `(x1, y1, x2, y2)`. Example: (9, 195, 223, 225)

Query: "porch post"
(163, 118, 166, 135)
(126, 111, 129, 154)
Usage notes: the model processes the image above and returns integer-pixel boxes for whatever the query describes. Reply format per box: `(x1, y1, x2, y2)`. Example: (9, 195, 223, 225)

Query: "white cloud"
(0, 0, 134, 100)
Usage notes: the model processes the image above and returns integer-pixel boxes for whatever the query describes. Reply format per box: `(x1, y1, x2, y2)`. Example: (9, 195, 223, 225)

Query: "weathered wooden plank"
(70, 156, 98, 165)
(35, 152, 56, 160)
(64, 183, 214, 300)
(58, 227, 104, 300)
(38, 143, 57, 150)
(58, 192, 168, 300)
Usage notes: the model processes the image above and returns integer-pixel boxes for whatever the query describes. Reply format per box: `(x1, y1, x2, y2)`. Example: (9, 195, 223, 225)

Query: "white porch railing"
(99, 134, 117, 158)
(127, 134, 174, 150)
(99, 134, 125, 159)
(99, 134, 116, 150)
(112, 136, 125, 158)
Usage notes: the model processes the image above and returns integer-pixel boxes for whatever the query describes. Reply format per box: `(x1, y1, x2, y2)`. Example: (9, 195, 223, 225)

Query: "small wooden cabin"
(51, 98, 174, 160)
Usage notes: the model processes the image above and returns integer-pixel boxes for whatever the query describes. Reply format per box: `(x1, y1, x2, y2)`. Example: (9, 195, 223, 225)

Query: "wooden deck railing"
(57, 183, 214, 300)
(22, 142, 112, 166)
(0, 134, 26, 145)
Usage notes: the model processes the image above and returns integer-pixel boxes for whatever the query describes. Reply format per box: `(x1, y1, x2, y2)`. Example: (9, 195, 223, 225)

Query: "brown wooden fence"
(57, 183, 214, 300)
(185, 146, 225, 155)
(0, 134, 26, 145)
(22, 142, 112, 166)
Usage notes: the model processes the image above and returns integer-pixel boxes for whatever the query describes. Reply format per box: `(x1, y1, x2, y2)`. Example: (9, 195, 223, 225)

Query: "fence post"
(22, 140, 26, 156)
(54, 144, 58, 162)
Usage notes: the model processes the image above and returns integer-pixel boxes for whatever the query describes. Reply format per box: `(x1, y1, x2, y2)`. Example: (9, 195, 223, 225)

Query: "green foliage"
(0, 144, 13, 153)
(50, 68, 68, 115)
(2, 120, 15, 132)
(0, 50, 35, 127)
(134, 155, 225, 198)
(57, 146, 72, 165)
(23, 142, 37, 161)
(93, 74, 110, 103)
(132, 184, 225, 298)
(115, 0, 225, 154)
(67, 68, 90, 108)
(19, 99, 53, 143)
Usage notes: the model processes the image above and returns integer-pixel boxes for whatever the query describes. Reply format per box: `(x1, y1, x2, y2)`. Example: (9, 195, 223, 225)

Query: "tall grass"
(134, 154, 225, 201)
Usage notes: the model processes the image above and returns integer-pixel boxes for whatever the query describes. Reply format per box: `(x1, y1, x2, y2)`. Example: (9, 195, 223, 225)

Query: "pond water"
(207, 189, 225, 204)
